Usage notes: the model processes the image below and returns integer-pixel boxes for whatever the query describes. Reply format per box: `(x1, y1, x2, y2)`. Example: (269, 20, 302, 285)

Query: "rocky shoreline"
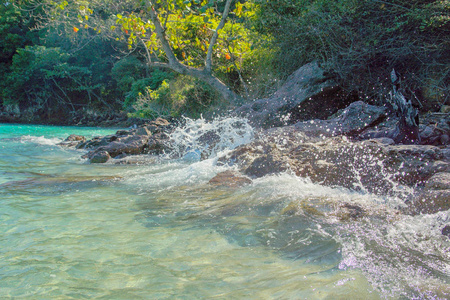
(55, 62, 449, 235)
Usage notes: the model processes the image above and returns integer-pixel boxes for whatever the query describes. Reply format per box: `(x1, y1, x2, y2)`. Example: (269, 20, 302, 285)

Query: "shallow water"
(0, 122, 449, 299)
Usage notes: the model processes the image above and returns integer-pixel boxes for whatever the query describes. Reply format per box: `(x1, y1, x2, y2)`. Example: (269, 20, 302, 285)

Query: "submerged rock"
(208, 170, 252, 188)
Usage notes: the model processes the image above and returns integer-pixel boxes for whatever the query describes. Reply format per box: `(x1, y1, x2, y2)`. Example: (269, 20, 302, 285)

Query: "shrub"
(253, 0, 450, 110)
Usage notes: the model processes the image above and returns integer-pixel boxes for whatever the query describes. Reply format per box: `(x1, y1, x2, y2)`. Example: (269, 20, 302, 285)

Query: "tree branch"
(205, 0, 233, 74)
(147, 2, 179, 67)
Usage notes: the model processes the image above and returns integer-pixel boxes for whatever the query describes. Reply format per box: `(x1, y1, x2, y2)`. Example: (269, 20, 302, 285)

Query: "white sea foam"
(21, 135, 62, 146)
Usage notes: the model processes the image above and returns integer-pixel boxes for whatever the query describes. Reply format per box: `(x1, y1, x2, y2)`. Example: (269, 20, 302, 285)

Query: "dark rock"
(85, 135, 149, 159)
(90, 151, 111, 163)
(442, 225, 450, 238)
(78, 135, 118, 149)
(208, 170, 252, 187)
(237, 61, 346, 128)
(116, 130, 131, 136)
(244, 154, 289, 178)
(294, 101, 387, 138)
(337, 203, 366, 221)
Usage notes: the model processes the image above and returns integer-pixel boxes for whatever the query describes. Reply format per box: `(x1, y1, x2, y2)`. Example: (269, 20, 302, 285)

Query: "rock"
(58, 134, 86, 147)
(336, 203, 366, 221)
(244, 154, 289, 178)
(85, 135, 149, 159)
(425, 172, 450, 190)
(442, 225, 450, 238)
(407, 190, 450, 215)
(90, 151, 111, 163)
(237, 61, 351, 128)
(208, 170, 252, 187)
(116, 129, 131, 136)
(147, 132, 171, 155)
(66, 134, 86, 142)
(294, 101, 387, 138)
(150, 117, 170, 127)
(135, 126, 151, 136)
(218, 117, 449, 197)
(78, 134, 118, 149)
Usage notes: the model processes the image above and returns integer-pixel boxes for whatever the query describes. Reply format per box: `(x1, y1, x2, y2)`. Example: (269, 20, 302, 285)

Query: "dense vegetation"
(0, 0, 448, 123)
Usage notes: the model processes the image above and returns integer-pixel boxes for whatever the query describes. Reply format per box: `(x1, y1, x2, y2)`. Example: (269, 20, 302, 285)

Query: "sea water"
(0, 122, 449, 299)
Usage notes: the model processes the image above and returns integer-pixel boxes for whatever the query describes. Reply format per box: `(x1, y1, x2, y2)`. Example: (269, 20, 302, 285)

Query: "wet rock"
(78, 134, 118, 149)
(147, 132, 171, 155)
(244, 154, 289, 178)
(442, 225, 450, 238)
(85, 135, 149, 160)
(336, 203, 366, 221)
(218, 119, 449, 198)
(405, 172, 450, 215)
(90, 151, 111, 164)
(58, 134, 86, 147)
(116, 129, 132, 136)
(294, 101, 387, 138)
(408, 190, 450, 215)
(425, 172, 450, 190)
(208, 170, 252, 187)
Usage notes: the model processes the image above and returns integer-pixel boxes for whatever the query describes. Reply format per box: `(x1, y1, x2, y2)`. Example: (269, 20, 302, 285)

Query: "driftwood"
(389, 69, 420, 144)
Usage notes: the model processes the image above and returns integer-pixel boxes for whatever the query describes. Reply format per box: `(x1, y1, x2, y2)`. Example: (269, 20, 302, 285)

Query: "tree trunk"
(146, 0, 241, 105)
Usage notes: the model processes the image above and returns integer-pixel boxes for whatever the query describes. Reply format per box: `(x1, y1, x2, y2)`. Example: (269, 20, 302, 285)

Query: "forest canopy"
(0, 0, 449, 122)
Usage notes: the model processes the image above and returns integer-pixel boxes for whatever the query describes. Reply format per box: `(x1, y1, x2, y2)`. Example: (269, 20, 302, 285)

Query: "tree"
(37, 0, 254, 104)
(0, 0, 37, 105)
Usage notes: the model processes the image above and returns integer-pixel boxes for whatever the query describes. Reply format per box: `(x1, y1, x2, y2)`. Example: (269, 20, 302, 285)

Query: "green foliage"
(128, 75, 220, 119)
(253, 0, 450, 109)
(0, 1, 36, 103)
(112, 56, 146, 93)
(4, 45, 96, 112)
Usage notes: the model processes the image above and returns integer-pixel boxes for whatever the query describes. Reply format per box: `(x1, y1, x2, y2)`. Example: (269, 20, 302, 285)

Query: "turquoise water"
(0, 123, 449, 299)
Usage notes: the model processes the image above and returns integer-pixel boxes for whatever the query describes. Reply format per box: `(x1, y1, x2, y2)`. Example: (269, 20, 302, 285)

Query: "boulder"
(217, 118, 449, 198)
(294, 101, 387, 138)
(237, 61, 352, 128)
(90, 151, 111, 164)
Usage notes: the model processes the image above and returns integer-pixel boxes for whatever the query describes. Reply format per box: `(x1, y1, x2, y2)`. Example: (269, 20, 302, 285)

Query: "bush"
(253, 0, 450, 110)
(128, 75, 221, 119)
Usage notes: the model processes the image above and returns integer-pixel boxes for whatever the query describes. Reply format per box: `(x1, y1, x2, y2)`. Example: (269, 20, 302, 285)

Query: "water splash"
(20, 135, 62, 146)
(168, 117, 254, 160)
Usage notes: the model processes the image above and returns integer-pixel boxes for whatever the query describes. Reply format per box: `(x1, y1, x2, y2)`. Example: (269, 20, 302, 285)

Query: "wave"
(20, 135, 62, 146)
